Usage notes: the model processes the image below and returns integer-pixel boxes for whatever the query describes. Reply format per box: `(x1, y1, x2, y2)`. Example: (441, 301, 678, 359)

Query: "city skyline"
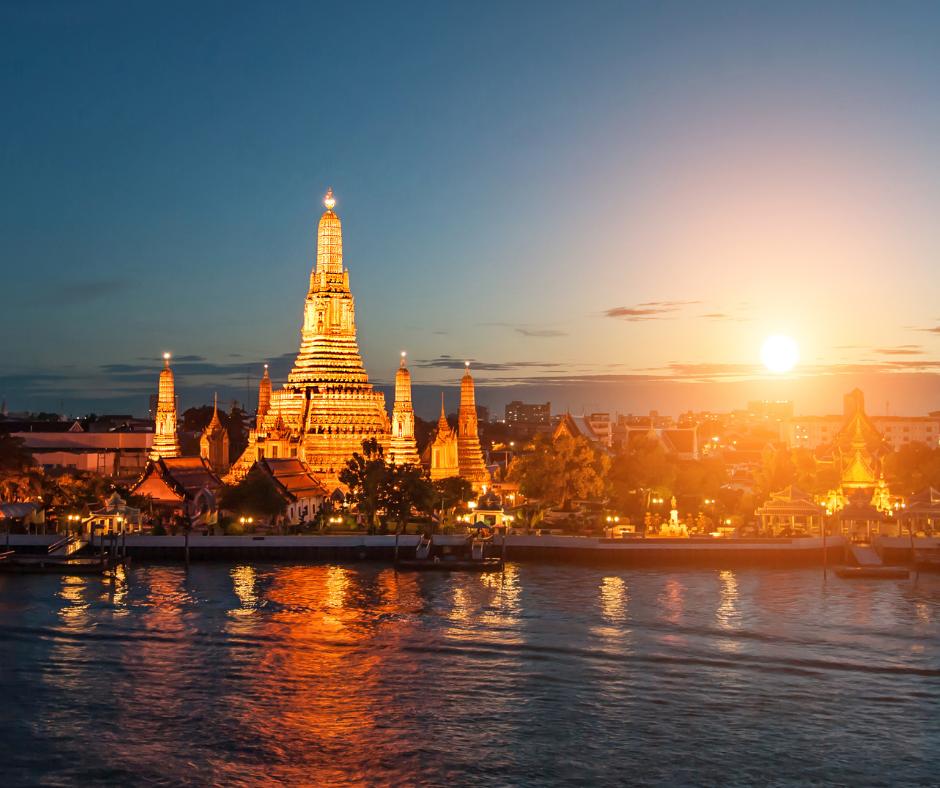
(3, 2, 939, 416)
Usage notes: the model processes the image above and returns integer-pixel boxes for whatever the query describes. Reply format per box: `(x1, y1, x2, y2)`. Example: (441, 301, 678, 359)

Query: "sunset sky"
(2, 1, 938, 418)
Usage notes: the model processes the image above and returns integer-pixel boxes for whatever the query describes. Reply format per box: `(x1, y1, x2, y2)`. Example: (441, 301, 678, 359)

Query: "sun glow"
(760, 335, 799, 374)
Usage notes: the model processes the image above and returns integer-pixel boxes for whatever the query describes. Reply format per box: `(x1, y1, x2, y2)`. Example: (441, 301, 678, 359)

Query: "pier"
(3, 533, 852, 568)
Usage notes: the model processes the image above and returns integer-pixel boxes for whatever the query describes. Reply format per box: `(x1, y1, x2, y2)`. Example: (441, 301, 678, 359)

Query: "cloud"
(700, 312, 729, 320)
(918, 325, 940, 334)
(515, 328, 567, 337)
(414, 356, 562, 371)
(478, 321, 567, 338)
(875, 345, 922, 356)
(605, 300, 700, 321)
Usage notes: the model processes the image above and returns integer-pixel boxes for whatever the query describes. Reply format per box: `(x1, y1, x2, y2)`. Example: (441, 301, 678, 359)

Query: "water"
(1, 564, 938, 787)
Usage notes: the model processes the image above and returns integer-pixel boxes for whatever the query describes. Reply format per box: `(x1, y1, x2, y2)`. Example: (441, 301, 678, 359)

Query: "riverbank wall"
(4, 533, 851, 568)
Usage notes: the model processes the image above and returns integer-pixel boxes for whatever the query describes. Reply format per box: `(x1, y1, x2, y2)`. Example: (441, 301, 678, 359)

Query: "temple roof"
(256, 458, 328, 501)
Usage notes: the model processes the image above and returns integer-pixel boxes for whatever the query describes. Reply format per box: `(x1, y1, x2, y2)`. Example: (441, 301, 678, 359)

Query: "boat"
(833, 565, 910, 579)
(394, 533, 505, 572)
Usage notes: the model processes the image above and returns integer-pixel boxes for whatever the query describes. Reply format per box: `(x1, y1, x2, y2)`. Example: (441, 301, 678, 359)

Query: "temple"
(388, 352, 420, 465)
(228, 190, 389, 488)
(199, 393, 229, 474)
(456, 363, 490, 489)
(430, 395, 459, 480)
(257, 364, 271, 422)
(150, 352, 181, 460)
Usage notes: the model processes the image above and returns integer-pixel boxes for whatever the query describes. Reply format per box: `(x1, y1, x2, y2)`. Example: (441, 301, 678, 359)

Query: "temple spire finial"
(324, 187, 336, 211)
(163, 351, 171, 369)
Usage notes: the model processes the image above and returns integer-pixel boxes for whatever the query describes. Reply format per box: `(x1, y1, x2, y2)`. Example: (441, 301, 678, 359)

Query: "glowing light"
(323, 187, 336, 211)
(760, 334, 799, 374)
(163, 351, 171, 361)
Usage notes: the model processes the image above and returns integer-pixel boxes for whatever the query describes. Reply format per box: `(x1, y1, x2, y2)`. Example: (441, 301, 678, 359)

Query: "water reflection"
(2, 566, 939, 785)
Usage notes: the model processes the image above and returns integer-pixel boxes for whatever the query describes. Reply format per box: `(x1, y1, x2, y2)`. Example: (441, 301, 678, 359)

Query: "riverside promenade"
(4, 533, 858, 568)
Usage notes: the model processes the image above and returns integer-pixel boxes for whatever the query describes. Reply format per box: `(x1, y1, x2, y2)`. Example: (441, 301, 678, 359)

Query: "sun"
(760, 334, 799, 374)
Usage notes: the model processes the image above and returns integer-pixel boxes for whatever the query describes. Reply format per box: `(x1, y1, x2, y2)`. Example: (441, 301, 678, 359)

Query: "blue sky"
(2, 1, 939, 418)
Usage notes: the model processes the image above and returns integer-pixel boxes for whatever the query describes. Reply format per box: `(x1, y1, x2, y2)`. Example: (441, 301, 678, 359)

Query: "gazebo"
(837, 490, 893, 542)
(756, 486, 826, 536)
(82, 493, 143, 537)
(899, 487, 940, 537)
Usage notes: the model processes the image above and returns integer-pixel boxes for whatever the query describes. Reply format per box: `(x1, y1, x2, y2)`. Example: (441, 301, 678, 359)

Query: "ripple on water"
(0, 565, 938, 786)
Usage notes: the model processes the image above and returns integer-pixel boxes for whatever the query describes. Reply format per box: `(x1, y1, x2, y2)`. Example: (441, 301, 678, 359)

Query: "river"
(1, 564, 938, 786)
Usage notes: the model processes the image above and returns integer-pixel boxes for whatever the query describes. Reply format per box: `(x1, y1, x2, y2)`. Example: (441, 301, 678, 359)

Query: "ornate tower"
(200, 393, 230, 473)
(150, 352, 181, 460)
(229, 188, 390, 486)
(457, 363, 489, 488)
(389, 352, 420, 466)
(257, 364, 271, 423)
(430, 394, 459, 480)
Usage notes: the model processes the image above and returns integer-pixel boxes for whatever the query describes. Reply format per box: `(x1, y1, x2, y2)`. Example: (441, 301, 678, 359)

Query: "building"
(553, 413, 606, 446)
(456, 364, 490, 490)
(251, 458, 327, 526)
(430, 395, 459, 481)
(257, 364, 272, 422)
(756, 486, 826, 536)
(787, 390, 940, 450)
(150, 353, 181, 460)
(12, 424, 153, 477)
(388, 353, 420, 466)
(505, 400, 550, 426)
(199, 394, 230, 474)
(228, 190, 390, 488)
(81, 493, 143, 537)
(132, 456, 222, 518)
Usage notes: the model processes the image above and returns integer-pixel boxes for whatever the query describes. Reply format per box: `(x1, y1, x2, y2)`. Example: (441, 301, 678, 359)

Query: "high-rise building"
(150, 352, 180, 460)
(505, 400, 551, 426)
(388, 352, 420, 466)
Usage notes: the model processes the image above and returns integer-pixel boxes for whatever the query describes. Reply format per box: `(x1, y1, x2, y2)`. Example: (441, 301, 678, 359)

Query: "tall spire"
(315, 187, 343, 274)
(430, 390, 459, 481)
(457, 362, 489, 489)
(200, 391, 229, 472)
(150, 352, 181, 460)
(389, 351, 420, 466)
(257, 363, 271, 421)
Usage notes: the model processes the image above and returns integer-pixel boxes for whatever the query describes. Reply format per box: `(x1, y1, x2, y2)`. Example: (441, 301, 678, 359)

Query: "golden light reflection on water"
(218, 564, 424, 783)
(57, 576, 90, 624)
(592, 575, 632, 648)
(715, 570, 742, 653)
(102, 564, 129, 613)
(231, 565, 259, 615)
(601, 576, 628, 622)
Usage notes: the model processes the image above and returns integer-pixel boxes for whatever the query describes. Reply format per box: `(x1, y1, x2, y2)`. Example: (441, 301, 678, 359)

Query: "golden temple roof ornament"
(163, 351, 171, 367)
(324, 187, 336, 211)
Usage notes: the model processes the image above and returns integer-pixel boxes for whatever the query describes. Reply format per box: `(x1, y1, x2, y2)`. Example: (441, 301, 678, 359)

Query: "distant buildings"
(6, 415, 153, 478)
(505, 400, 551, 427)
(786, 390, 940, 450)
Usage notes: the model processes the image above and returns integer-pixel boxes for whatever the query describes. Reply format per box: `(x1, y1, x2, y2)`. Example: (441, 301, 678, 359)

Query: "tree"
(432, 476, 474, 511)
(219, 470, 286, 522)
(339, 438, 388, 530)
(509, 434, 608, 510)
(382, 462, 434, 531)
(0, 433, 42, 502)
